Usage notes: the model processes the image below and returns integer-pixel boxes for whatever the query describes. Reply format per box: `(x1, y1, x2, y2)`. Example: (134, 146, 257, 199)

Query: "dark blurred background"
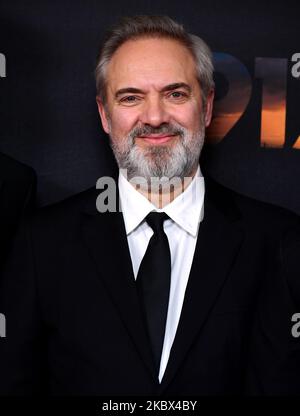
(0, 0, 299, 213)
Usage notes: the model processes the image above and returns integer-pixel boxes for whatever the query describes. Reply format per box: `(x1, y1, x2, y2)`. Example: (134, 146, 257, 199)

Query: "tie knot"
(145, 212, 169, 234)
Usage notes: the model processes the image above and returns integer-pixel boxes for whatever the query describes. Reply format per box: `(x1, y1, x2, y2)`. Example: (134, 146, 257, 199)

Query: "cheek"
(110, 110, 138, 136)
(171, 105, 201, 130)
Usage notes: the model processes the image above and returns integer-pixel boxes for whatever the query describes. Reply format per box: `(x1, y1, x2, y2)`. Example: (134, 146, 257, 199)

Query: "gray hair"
(95, 15, 214, 108)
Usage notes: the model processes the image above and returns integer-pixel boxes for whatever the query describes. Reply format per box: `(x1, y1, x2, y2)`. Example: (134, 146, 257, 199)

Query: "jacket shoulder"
(205, 175, 299, 230)
(30, 186, 98, 225)
(0, 152, 36, 184)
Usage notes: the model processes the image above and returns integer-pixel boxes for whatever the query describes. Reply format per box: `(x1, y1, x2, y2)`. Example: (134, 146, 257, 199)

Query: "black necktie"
(136, 211, 171, 373)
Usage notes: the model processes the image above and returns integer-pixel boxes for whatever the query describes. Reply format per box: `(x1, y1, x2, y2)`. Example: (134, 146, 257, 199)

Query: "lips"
(138, 134, 176, 144)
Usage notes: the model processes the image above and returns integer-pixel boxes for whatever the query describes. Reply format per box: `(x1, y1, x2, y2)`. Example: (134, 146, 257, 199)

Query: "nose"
(139, 95, 170, 127)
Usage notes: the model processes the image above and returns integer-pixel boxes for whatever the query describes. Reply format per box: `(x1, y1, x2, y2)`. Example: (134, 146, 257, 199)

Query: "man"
(0, 151, 36, 271)
(0, 15, 299, 396)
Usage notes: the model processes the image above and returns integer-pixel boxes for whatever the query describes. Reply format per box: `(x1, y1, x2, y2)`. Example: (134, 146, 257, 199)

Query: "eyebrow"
(115, 82, 192, 98)
(161, 83, 192, 93)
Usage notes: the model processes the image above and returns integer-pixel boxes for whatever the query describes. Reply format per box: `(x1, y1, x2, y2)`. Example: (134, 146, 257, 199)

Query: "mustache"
(129, 123, 184, 140)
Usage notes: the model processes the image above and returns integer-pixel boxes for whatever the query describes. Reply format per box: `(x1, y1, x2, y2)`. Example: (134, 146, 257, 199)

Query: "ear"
(204, 89, 215, 127)
(96, 96, 110, 134)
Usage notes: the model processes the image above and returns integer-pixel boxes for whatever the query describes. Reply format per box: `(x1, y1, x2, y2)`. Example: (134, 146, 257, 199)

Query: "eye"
(169, 91, 187, 100)
(120, 95, 140, 104)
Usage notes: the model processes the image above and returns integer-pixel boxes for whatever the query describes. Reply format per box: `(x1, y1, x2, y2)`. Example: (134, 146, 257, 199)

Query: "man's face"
(96, 37, 214, 181)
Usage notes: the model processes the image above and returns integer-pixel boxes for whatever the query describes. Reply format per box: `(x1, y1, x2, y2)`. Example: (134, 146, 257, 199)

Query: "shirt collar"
(118, 165, 205, 237)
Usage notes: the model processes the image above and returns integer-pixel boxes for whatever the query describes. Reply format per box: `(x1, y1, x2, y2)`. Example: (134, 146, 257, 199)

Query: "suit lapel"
(81, 184, 158, 384)
(158, 177, 244, 393)
(80, 173, 244, 391)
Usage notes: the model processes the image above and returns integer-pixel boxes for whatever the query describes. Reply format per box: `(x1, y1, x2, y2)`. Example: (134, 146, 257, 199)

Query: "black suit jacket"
(0, 173, 299, 396)
(0, 152, 36, 269)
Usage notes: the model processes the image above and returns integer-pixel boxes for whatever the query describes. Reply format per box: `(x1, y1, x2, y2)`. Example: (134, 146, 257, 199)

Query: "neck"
(134, 165, 198, 209)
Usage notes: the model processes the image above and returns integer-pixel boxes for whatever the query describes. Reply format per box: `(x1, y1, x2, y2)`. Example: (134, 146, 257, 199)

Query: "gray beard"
(108, 119, 206, 183)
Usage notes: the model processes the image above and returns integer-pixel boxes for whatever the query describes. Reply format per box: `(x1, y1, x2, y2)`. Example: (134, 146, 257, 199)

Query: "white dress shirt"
(118, 165, 205, 382)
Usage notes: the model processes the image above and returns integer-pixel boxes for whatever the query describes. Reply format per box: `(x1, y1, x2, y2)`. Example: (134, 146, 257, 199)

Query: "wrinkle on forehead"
(106, 38, 199, 95)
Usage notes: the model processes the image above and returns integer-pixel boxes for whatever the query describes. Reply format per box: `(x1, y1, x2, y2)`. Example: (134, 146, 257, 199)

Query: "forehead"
(106, 37, 198, 90)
